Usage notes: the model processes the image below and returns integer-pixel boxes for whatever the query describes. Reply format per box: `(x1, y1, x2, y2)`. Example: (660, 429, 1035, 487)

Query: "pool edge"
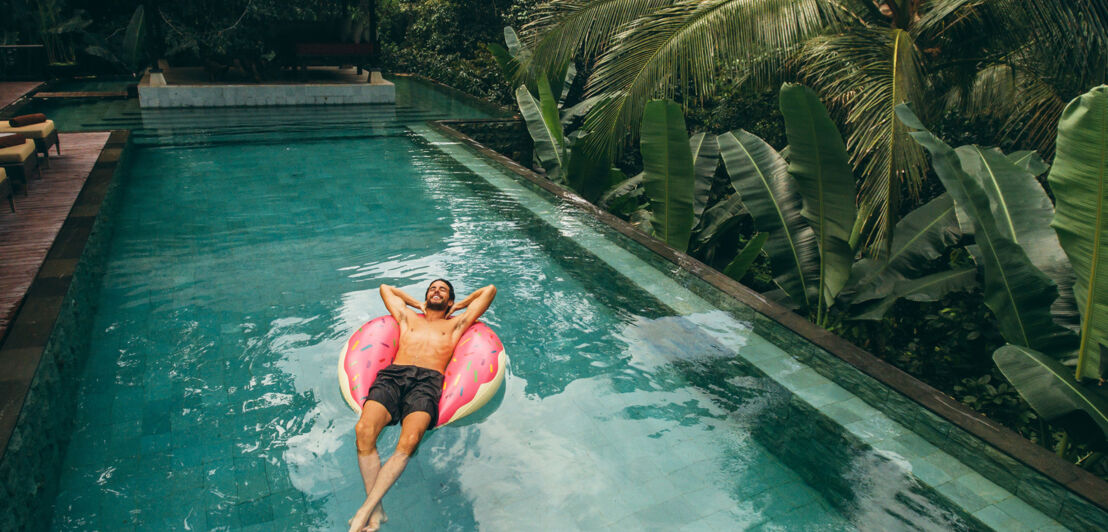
(0, 130, 130, 527)
(425, 119, 1108, 525)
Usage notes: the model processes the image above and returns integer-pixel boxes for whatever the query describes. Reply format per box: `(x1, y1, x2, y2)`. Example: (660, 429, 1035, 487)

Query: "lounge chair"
(0, 167, 12, 211)
(0, 119, 59, 166)
(0, 138, 40, 193)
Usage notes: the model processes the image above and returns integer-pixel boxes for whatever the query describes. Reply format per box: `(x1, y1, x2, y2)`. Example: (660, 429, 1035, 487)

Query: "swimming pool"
(9, 78, 1082, 530)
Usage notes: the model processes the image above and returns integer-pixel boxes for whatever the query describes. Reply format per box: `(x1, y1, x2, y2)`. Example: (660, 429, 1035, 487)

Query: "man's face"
(425, 281, 453, 311)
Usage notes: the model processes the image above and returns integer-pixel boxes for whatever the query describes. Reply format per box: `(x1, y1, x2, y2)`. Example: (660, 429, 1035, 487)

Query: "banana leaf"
(1007, 150, 1050, 178)
(691, 193, 745, 249)
(691, 193, 748, 264)
(515, 85, 564, 182)
(537, 74, 564, 152)
(1049, 85, 1108, 381)
(897, 104, 1075, 355)
(566, 137, 614, 203)
(851, 267, 978, 321)
(849, 193, 962, 304)
(599, 173, 643, 209)
(957, 145, 1078, 332)
(779, 83, 856, 315)
(485, 43, 519, 80)
(122, 5, 146, 71)
(719, 129, 818, 311)
(561, 94, 606, 129)
(723, 233, 768, 282)
(504, 26, 526, 59)
(690, 133, 720, 227)
(549, 61, 576, 106)
(994, 344, 1108, 441)
(640, 100, 695, 251)
(547, 63, 570, 109)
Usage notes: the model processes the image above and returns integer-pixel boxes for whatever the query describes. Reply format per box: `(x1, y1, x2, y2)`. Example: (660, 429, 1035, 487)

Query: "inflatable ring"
(338, 315, 507, 427)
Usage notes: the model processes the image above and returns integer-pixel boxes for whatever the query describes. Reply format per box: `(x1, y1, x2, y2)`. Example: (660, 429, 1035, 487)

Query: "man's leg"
(349, 401, 391, 532)
(352, 411, 432, 532)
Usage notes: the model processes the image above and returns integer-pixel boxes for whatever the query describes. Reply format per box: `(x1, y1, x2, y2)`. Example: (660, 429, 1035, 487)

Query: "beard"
(426, 299, 450, 311)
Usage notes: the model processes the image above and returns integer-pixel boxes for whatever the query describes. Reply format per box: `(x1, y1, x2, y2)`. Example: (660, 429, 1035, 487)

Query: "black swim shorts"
(365, 364, 444, 426)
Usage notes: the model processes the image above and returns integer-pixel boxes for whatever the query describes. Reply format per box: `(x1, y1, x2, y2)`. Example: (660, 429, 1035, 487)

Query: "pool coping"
(0, 130, 129, 461)
(389, 73, 514, 117)
(426, 119, 1108, 515)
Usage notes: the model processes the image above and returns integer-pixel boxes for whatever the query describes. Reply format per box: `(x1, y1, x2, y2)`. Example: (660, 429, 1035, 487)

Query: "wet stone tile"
(1012, 472, 1065, 520)
(1058, 491, 1108, 532)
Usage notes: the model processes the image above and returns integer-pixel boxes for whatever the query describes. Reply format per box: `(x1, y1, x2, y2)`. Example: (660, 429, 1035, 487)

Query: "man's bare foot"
(347, 504, 374, 532)
(369, 504, 388, 528)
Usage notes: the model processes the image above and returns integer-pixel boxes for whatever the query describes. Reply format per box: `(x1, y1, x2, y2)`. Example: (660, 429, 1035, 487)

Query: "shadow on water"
(665, 341, 989, 532)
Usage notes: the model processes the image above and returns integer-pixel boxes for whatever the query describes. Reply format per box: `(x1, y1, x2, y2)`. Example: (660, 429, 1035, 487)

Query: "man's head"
(425, 279, 455, 312)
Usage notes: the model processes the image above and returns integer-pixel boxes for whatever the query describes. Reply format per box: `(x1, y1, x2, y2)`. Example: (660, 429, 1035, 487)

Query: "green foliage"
(379, 1, 543, 105)
(723, 232, 767, 282)
(526, 0, 1108, 255)
(515, 82, 565, 181)
(719, 128, 816, 311)
(994, 345, 1108, 442)
(953, 374, 1038, 429)
(640, 100, 696, 251)
(847, 193, 976, 320)
(897, 104, 1076, 356)
(121, 5, 146, 71)
(779, 83, 856, 322)
(1049, 86, 1108, 381)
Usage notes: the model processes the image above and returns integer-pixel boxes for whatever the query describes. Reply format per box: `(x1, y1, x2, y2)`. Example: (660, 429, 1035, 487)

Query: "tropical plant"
(521, 0, 1108, 255)
(716, 84, 976, 325)
(35, 0, 87, 65)
(897, 87, 1108, 444)
(600, 100, 747, 262)
(83, 5, 150, 74)
(490, 27, 626, 201)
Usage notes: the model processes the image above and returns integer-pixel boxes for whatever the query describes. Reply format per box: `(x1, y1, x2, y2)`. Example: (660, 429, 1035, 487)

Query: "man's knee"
(355, 420, 382, 453)
(395, 431, 424, 456)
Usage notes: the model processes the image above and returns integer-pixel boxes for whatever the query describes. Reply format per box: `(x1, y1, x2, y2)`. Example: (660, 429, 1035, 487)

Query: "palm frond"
(794, 27, 928, 254)
(580, 0, 838, 158)
(914, 0, 986, 39)
(1003, 71, 1068, 157)
(946, 63, 1016, 119)
(522, 0, 672, 80)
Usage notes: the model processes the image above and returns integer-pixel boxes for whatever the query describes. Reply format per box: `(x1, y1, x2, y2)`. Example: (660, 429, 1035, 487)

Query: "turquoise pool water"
(40, 80, 1040, 530)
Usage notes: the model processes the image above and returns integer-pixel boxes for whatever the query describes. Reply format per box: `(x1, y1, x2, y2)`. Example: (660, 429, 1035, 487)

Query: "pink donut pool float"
(338, 315, 507, 427)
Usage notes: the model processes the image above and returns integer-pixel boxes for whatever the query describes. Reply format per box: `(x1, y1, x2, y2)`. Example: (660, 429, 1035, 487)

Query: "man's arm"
(450, 284, 497, 331)
(379, 284, 421, 322)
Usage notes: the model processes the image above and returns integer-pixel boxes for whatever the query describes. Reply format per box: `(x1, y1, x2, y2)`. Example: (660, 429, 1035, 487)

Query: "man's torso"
(393, 315, 458, 373)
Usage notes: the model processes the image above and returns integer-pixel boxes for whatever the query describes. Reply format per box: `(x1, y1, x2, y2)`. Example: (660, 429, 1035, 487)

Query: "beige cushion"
(0, 119, 55, 139)
(0, 167, 6, 183)
(0, 139, 35, 163)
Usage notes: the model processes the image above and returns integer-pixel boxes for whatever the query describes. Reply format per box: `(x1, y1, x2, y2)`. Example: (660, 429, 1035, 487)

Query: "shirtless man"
(348, 279, 497, 532)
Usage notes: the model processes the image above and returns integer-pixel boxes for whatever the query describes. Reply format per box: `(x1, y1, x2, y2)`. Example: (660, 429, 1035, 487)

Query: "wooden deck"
(0, 81, 43, 110)
(0, 132, 111, 337)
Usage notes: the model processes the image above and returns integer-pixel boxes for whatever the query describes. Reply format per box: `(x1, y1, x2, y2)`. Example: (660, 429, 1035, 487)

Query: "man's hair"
(427, 278, 455, 302)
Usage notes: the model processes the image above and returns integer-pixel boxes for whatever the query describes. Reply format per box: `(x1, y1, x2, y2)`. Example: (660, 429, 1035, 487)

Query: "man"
(348, 279, 497, 532)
